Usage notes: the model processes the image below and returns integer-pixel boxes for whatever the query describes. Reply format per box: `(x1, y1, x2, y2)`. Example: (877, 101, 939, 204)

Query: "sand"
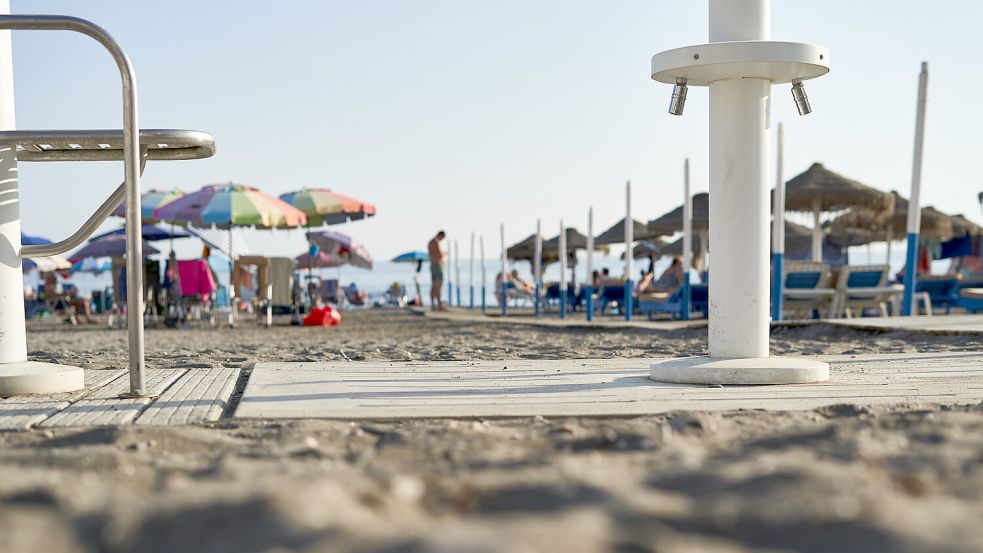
(2, 309, 982, 552)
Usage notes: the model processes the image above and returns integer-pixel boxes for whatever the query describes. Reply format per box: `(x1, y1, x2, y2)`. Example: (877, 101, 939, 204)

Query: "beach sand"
(3, 310, 982, 552)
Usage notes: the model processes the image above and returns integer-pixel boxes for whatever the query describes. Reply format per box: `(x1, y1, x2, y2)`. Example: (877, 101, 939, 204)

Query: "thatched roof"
(646, 192, 709, 236)
(951, 214, 982, 236)
(830, 191, 955, 241)
(622, 239, 669, 260)
(506, 228, 605, 263)
(663, 234, 705, 256)
(595, 218, 660, 245)
(785, 163, 893, 213)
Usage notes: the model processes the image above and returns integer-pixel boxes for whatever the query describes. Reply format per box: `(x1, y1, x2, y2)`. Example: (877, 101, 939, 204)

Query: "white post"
(454, 239, 461, 306)
(0, 0, 24, 366)
(480, 235, 486, 311)
(0, 1, 83, 394)
(902, 62, 929, 316)
(624, 180, 633, 320)
(684, 161, 693, 271)
(771, 123, 785, 321)
(533, 218, 542, 316)
(500, 223, 508, 315)
(707, 0, 770, 358)
(811, 199, 822, 261)
(682, 159, 693, 319)
(586, 207, 594, 321)
(559, 219, 568, 318)
(650, 0, 828, 384)
(469, 231, 475, 308)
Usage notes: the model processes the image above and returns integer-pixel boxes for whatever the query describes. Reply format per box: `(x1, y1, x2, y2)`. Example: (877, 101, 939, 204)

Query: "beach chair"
(912, 274, 959, 314)
(170, 259, 220, 327)
(595, 280, 627, 315)
(637, 284, 709, 320)
(781, 261, 836, 319)
(319, 279, 343, 305)
(543, 282, 577, 312)
(833, 264, 894, 318)
(384, 283, 409, 307)
(505, 282, 536, 307)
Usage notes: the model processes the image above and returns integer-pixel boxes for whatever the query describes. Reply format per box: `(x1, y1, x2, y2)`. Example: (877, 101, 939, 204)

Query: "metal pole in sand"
(533, 219, 542, 316)
(500, 224, 508, 316)
(902, 62, 928, 317)
(446, 234, 452, 307)
(454, 239, 461, 306)
(682, 160, 692, 321)
(624, 180, 633, 321)
(649, 0, 830, 384)
(586, 207, 594, 322)
(771, 123, 785, 321)
(559, 220, 568, 319)
(480, 235, 486, 312)
(469, 232, 475, 309)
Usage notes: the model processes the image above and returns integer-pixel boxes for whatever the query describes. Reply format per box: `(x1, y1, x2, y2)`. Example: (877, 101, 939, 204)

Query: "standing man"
(428, 230, 446, 310)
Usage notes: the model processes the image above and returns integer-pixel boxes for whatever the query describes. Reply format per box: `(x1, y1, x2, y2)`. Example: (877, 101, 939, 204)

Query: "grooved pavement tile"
(135, 368, 240, 426)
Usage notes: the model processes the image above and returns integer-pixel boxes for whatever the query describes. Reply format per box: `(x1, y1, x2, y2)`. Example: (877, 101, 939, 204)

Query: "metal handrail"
(21, 149, 146, 258)
(0, 15, 146, 395)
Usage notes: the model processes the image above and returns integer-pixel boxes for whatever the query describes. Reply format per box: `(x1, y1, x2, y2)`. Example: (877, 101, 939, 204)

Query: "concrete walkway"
(234, 352, 983, 420)
(822, 314, 983, 335)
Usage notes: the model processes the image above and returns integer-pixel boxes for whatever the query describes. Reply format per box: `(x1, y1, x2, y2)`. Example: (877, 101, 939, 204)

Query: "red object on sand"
(304, 306, 342, 326)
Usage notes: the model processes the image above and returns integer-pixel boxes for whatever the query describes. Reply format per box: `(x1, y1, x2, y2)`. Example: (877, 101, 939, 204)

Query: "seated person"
(509, 270, 534, 294)
(637, 256, 684, 295)
(345, 282, 368, 305)
(43, 273, 96, 323)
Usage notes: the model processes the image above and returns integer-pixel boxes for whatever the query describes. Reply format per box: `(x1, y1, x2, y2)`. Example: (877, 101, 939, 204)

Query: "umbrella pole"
(469, 232, 475, 309)
(454, 239, 461, 306)
(903, 62, 929, 316)
(480, 236, 486, 312)
(886, 225, 893, 267)
(500, 225, 508, 317)
(624, 181, 633, 321)
(534, 220, 542, 317)
(770, 126, 784, 322)
(811, 199, 822, 261)
(559, 220, 567, 319)
(586, 209, 593, 322)
(228, 227, 235, 327)
(684, 159, 694, 321)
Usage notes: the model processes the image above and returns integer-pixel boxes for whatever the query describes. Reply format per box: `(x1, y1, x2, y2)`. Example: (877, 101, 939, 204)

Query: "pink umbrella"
(295, 250, 346, 269)
(306, 230, 373, 270)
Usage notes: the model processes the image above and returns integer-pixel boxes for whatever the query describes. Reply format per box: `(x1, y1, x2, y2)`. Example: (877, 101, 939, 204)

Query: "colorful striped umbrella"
(113, 188, 185, 224)
(154, 183, 307, 229)
(279, 188, 376, 226)
(306, 230, 373, 269)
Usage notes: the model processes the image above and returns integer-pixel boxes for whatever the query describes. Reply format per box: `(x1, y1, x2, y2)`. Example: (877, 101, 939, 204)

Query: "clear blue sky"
(10, 1, 983, 261)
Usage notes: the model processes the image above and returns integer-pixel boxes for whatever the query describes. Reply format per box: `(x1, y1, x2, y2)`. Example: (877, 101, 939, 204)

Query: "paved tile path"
(235, 352, 983, 420)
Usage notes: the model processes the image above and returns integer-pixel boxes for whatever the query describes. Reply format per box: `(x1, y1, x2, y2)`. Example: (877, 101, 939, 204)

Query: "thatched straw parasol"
(623, 239, 670, 260)
(831, 191, 954, 241)
(663, 233, 705, 257)
(785, 163, 893, 213)
(646, 192, 709, 236)
(595, 218, 660, 245)
(507, 228, 605, 264)
(785, 163, 893, 260)
(951, 214, 981, 236)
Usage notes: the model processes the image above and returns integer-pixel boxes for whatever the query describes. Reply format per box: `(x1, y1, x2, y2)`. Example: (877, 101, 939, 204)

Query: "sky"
(8, 0, 983, 262)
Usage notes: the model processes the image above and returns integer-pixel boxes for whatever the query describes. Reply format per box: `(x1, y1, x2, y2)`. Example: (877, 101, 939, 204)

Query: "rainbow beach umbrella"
(306, 230, 372, 269)
(154, 183, 306, 229)
(279, 188, 376, 226)
(113, 188, 185, 224)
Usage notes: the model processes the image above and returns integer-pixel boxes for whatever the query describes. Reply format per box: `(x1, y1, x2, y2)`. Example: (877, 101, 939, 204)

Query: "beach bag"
(304, 305, 341, 326)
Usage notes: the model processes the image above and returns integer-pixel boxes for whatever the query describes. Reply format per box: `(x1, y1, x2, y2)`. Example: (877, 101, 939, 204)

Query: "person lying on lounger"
(509, 270, 535, 294)
(636, 256, 683, 295)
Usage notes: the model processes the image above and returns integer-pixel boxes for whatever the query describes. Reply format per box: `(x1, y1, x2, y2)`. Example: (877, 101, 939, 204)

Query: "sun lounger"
(781, 261, 835, 319)
(596, 280, 627, 315)
(543, 282, 577, 312)
(637, 284, 709, 320)
(833, 264, 893, 318)
(958, 287, 983, 313)
(912, 274, 959, 314)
